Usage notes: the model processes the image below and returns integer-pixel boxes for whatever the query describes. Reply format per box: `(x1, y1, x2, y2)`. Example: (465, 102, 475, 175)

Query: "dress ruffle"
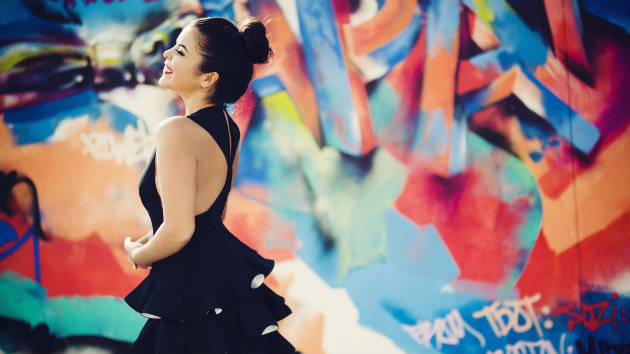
(124, 242, 294, 353)
(127, 307, 295, 354)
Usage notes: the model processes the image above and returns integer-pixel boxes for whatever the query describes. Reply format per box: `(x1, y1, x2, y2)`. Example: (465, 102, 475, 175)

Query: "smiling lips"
(163, 63, 172, 74)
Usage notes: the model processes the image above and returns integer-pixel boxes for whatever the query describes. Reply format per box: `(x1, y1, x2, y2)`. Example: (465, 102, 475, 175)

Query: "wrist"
(131, 247, 141, 266)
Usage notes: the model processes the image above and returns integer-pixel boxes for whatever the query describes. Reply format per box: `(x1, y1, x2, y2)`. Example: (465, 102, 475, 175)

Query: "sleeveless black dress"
(124, 105, 295, 354)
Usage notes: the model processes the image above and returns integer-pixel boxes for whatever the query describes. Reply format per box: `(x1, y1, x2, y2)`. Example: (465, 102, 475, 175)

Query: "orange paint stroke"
(251, 1, 323, 146)
(343, 0, 418, 56)
(542, 125, 630, 253)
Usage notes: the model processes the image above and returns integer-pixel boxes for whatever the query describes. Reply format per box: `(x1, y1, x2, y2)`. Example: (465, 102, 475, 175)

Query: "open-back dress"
(124, 105, 295, 353)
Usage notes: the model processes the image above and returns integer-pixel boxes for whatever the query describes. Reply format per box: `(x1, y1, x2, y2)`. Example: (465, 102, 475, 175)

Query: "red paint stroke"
(381, 29, 426, 163)
(457, 59, 501, 94)
(553, 295, 620, 333)
(0, 204, 147, 297)
(516, 212, 630, 306)
(394, 166, 525, 283)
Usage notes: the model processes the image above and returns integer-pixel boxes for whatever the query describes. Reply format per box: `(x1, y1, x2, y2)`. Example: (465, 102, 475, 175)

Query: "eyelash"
(176, 49, 184, 56)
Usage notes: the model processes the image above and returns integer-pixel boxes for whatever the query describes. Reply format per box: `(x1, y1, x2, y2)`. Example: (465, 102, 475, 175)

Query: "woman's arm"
(136, 229, 153, 244)
(131, 117, 199, 267)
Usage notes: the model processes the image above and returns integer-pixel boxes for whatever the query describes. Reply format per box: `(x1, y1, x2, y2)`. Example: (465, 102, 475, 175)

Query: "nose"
(163, 47, 171, 60)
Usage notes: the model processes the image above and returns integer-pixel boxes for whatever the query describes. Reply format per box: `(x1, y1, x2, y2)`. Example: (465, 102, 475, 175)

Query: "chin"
(158, 76, 169, 88)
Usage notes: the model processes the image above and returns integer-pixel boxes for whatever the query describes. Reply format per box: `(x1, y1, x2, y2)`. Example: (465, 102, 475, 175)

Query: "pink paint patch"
(394, 166, 526, 283)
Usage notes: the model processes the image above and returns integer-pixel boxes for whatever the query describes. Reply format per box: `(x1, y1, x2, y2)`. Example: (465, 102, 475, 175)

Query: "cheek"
(179, 67, 198, 85)
(173, 60, 191, 76)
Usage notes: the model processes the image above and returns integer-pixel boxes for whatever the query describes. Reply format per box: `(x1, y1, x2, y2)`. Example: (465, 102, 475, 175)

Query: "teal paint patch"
(47, 296, 145, 341)
(0, 271, 47, 326)
(368, 80, 400, 134)
(301, 147, 408, 283)
(465, 133, 542, 294)
(0, 271, 145, 342)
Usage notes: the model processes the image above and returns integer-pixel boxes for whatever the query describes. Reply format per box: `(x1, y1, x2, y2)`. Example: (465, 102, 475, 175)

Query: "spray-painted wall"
(1, 0, 628, 353)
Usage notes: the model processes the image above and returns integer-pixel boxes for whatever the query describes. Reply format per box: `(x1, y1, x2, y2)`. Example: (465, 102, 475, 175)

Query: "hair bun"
(238, 17, 272, 64)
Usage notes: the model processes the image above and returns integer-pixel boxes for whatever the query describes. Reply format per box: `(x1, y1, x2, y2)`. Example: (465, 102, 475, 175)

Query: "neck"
(182, 93, 218, 116)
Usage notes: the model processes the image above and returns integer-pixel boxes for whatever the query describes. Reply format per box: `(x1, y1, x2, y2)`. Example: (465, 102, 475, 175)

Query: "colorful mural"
(1, 0, 628, 353)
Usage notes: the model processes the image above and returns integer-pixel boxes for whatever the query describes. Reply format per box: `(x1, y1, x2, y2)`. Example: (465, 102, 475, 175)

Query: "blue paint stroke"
(4, 91, 147, 144)
(337, 208, 477, 353)
(366, 12, 423, 70)
(582, 0, 630, 33)
(100, 101, 143, 133)
(33, 230, 40, 284)
(469, 47, 516, 74)
(0, 15, 81, 43)
(0, 222, 42, 284)
(426, 0, 460, 54)
(412, 109, 450, 157)
(522, 69, 600, 153)
(0, 224, 33, 261)
(251, 75, 286, 99)
(237, 106, 275, 187)
(296, 0, 362, 154)
(200, 0, 233, 12)
(0, 220, 18, 247)
(463, 0, 548, 71)
(3, 90, 100, 145)
(461, 64, 600, 153)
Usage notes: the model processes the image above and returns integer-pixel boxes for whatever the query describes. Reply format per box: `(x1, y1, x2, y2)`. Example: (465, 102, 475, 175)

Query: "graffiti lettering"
(553, 293, 625, 333)
(487, 339, 559, 354)
(80, 123, 152, 166)
(402, 309, 486, 350)
(575, 336, 630, 354)
(473, 293, 543, 337)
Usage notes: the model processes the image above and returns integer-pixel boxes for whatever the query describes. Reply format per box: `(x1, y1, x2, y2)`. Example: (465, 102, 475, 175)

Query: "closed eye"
(176, 49, 184, 56)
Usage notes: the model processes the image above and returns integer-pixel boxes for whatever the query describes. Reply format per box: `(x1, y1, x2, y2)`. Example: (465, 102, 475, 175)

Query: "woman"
(122, 16, 295, 353)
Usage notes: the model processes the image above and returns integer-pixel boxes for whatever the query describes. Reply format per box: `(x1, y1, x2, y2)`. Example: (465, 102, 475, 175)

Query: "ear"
(201, 72, 219, 88)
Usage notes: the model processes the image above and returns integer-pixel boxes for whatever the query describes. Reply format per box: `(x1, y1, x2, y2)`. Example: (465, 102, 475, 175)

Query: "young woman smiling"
(122, 16, 296, 354)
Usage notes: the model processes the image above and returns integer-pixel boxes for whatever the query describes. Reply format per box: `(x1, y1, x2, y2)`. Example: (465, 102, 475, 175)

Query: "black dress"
(124, 105, 295, 354)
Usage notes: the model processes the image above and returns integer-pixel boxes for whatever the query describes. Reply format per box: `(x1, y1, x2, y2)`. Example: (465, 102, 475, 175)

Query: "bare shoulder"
(155, 116, 200, 148)
(156, 116, 194, 135)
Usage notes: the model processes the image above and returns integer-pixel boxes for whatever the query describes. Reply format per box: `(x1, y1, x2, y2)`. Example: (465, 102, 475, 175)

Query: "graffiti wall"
(1, 0, 629, 353)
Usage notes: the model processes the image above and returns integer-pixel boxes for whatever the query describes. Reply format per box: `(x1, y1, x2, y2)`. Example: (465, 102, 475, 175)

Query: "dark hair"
(192, 16, 273, 104)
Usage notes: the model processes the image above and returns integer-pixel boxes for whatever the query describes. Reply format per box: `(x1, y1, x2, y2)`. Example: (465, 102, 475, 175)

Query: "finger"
(127, 254, 137, 269)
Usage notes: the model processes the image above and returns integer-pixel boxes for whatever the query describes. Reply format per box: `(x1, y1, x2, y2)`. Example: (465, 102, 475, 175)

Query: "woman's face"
(159, 24, 207, 96)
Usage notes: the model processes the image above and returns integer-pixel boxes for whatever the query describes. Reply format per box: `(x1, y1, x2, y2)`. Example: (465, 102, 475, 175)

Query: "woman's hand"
(124, 237, 149, 269)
